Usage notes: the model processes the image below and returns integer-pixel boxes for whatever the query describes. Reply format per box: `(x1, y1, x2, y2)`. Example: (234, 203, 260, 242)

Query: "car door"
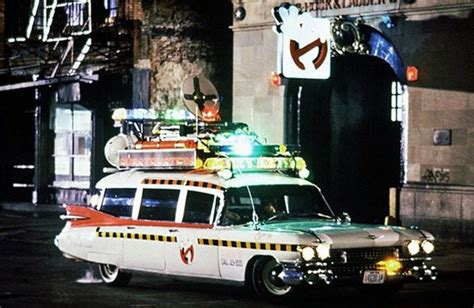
(122, 187, 180, 271)
(165, 189, 221, 277)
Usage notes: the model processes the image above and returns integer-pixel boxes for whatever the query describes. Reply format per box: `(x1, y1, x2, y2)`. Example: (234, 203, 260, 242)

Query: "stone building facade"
(139, 0, 233, 118)
(231, 0, 474, 242)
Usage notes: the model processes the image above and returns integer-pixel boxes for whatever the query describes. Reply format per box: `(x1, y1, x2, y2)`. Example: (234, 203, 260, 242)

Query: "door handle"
(169, 229, 179, 233)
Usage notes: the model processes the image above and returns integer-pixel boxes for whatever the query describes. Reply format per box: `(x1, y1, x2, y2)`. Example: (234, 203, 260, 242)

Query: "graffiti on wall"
(421, 168, 450, 183)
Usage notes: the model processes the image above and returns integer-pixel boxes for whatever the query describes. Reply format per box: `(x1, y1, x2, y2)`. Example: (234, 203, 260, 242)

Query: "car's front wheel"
(250, 258, 293, 299)
(98, 264, 132, 286)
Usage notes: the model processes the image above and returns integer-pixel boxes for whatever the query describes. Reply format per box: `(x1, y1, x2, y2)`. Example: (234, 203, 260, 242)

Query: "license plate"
(362, 270, 385, 284)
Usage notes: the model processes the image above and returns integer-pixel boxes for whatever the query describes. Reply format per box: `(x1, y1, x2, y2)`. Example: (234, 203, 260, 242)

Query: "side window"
(101, 188, 136, 218)
(183, 191, 216, 224)
(139, 189, 180, 221)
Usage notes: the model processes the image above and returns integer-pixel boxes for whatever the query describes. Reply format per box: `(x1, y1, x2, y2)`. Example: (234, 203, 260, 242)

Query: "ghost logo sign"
(289, 37, 328, 71)
(273, 4, 331, 79)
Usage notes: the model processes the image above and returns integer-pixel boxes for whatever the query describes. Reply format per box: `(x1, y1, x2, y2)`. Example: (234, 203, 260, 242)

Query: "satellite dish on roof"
(181, 74, 220, 122)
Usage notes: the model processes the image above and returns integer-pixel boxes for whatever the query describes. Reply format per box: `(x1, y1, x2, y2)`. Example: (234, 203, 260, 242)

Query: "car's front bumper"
(278, 259, 437, 286)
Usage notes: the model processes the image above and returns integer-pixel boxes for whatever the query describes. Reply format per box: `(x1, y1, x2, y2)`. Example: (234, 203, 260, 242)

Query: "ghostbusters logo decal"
(178, 236, 195, 265)
(289, 38, 328, 71)
(273, 4, 331, 79)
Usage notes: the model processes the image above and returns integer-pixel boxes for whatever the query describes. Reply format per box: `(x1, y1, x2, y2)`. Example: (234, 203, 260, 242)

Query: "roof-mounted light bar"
(203, 156, 307, 173)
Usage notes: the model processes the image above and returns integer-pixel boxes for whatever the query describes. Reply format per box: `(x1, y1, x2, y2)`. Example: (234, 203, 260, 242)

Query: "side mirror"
(341, 212, 351, 224)
(384, 215, 402, 226)
(89, 194, 100, 208)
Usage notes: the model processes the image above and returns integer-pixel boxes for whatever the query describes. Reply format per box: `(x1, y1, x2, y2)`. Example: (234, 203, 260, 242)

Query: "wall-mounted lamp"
(271, 72, 281, 87)
(381, 15, 395, 29)
(406, 66, 418, 81)
(234, 7, 246, 21)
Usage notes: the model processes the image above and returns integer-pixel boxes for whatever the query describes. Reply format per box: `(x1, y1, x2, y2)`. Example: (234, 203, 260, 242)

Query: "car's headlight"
(315, 243, 331, 260)
(301, 246, 316, 261)
(407, 240, 420, 256)
(421, 240, 435, 254)
(300, 244, 331, 261)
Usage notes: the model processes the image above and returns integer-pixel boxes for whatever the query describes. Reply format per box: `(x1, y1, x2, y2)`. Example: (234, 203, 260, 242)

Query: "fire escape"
(0, 0, 138, 204)
(2, 0, 133, 87)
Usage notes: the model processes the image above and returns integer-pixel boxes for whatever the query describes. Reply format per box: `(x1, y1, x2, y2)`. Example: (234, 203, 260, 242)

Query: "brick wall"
(400, 185, 474, 243)
(121, 0, 143, 21)
(400, 87, 474, 243)
(232, 28, 284, 144)
(141, 0, 232, 118)
(407, 88, 474, 186)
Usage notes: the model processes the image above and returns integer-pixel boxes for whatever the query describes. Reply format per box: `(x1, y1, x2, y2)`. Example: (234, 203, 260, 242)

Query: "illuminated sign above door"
(273, 4, 331, 79)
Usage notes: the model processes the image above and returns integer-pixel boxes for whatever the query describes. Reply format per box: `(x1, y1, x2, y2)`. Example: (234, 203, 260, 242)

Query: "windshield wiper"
(264, 211, 336, 223)
(316, 212, 335, 220)
(288, 211, 336, 220)
(266, 212, 290, 222)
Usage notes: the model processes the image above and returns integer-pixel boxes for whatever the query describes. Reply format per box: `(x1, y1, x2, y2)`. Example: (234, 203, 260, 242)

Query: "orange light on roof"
(406, 66, 418, 81)
(271, 72, 281, 87)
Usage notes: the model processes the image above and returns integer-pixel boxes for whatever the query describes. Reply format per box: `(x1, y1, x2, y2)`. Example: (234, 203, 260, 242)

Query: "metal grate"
(330, 247, 400, 276)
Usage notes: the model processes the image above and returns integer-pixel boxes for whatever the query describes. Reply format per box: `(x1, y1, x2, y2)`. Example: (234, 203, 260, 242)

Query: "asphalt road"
(0, 210, 473, 307)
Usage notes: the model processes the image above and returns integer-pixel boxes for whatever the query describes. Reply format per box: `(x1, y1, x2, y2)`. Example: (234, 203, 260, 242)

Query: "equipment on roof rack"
(103, 75, 310, 179)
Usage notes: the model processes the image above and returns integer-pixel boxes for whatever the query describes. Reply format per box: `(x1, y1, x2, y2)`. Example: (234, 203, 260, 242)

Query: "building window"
(104, 0, 118, 23)
(65, 2, 85, 27)
(391, 81, 406, 122)
(54, 104, 92, 188)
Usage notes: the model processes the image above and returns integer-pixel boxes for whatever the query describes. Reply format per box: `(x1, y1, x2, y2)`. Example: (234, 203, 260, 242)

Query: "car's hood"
(256, 219, 433, 249)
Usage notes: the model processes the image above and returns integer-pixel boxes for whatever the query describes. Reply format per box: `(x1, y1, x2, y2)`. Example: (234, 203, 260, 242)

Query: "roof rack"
(104, 108, 309, 179)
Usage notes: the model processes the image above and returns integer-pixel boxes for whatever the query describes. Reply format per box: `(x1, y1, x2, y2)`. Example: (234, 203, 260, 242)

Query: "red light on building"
(406, 66, 418, 81)
(271, 72, 281, 86)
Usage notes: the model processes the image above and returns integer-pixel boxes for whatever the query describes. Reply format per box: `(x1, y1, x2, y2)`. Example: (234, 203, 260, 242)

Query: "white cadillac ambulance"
(55, 108, 437, 299)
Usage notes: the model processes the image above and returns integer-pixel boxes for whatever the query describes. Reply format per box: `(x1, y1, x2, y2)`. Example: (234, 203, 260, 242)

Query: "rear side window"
(183, 191, 216, 224)
(101, 188, 136, 218)
(139, 189, 179, 221)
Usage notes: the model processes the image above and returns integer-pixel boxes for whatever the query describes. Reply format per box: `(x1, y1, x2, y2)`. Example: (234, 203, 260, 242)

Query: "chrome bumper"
(278, 262, 335, 285)
(403, 262, 438, 281)
(278, 260, 437, 286)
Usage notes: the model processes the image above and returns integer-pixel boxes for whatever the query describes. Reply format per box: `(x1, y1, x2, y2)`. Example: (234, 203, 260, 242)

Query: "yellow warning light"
(377, 258, 402, 276)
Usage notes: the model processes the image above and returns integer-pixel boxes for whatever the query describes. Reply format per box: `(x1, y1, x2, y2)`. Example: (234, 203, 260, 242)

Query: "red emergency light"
(406, 66, 418, 82)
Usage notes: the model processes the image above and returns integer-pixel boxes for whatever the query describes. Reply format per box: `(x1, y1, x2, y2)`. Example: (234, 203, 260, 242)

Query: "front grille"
(330, 247, 401, 276)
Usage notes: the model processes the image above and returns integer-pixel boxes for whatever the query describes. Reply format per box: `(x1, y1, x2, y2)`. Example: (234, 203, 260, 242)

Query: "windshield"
(219, 185, 335, 225)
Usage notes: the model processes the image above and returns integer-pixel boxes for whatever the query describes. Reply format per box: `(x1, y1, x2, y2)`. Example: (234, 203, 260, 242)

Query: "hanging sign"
(273, 4, 331, 79)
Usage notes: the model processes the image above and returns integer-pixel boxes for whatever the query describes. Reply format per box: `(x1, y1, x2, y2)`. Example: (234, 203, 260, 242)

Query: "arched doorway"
(285, 54, 403, 223)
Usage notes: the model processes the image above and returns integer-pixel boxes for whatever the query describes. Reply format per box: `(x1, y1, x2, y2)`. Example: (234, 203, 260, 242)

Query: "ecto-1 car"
(55, 168, 437, 298)
(55, 106, 437, 299)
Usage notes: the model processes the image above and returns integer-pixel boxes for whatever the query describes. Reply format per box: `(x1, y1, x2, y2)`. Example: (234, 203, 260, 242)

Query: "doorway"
(0, 89, 36, 202)
(285, 55, 403, 223)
